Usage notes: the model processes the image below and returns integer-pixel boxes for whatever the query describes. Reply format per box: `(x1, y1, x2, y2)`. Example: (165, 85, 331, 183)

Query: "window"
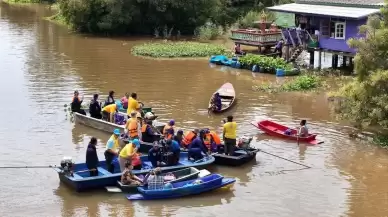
(334, 22, 346, 39)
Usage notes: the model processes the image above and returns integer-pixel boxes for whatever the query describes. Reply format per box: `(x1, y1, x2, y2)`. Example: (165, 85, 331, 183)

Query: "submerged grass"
(253, 75, 322, 93)
(131, 41, 229, 58)
(44, 13, 69, 27)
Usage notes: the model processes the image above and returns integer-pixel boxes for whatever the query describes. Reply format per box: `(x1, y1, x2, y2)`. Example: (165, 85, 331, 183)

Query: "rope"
(259, 150, 311, 169)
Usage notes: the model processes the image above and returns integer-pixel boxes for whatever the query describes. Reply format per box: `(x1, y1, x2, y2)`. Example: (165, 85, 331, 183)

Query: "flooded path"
(0, 3, 388, 217)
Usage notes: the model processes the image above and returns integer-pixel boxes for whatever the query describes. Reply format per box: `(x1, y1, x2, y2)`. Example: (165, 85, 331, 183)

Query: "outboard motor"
(237, 136, 253, 150)
(60, 156, 74, 177)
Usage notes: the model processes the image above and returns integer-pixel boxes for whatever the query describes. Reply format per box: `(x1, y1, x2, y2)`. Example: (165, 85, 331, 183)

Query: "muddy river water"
(1, 3, 388, 217)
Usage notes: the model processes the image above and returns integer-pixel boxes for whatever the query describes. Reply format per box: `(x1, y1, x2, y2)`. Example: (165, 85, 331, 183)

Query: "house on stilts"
(266, 0, 384, 69)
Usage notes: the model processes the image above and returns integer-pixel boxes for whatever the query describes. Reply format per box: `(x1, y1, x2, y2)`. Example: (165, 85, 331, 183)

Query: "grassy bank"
(131, 41, 229, 58)
(2, 0, 40, 5)
(44, 12, 68, 27)
(253, 75, 323, 93)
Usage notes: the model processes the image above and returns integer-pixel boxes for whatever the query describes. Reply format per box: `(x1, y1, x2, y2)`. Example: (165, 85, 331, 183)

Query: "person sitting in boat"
(103, 90, 115, 107)
(234, 43, 245, 55)
(148, 144, 163, 167)
(118, 139, 140, 172)
(121, 92, 130, 109)
(166, 139, 180, 165)
(127, 92, 142, 117)
(209, 92, 222, 112)
(298, 120, 308, 137)
(188, 130, 208, 161)
(182, 129, 199, 148)
(71, 90, 86, 115)
(147, 167, 165, 190)
(121, 161, 143, 185)
(125, 111, 142, 140)
(89, 94, 102, 119)
(173, 130, 184, 147)
(141, 119, 156, 143)
(86, 137, 99, 177)
(163, 120, 175, 140)
(104, 129, 121, 173)
(102, 102, 120, 123)
(204, 129, 222, 153)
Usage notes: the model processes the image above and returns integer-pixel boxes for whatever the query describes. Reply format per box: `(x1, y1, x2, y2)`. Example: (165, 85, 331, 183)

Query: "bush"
(194, 22, 222, 41)
(253, 75, 321, 93)
(239, 54, 294, 73)
(131, 41, 229, 58)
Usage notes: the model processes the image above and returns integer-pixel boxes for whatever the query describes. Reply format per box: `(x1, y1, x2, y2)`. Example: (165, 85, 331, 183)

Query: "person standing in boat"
(71, 90, 86, 115)
(104, 129, 121, 173)
(223, 115, 237, 156)
(86, 137, 99, 177)
(188, 130, 208, 161)
(89, 94, 102, 119)
(118, 139, 140, 172)
(101, 102, 119, 123)
(121, 92, 130, 109)
(127, 92, 142, 116)
(104, 91, 115, 107)
(298, 120, 309, 137)
(182, 129, 199, 148)
(163, 120, 175, 140)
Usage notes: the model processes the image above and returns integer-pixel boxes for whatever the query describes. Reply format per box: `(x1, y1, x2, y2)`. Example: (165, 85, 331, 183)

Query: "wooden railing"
(230, 29, 282, 45)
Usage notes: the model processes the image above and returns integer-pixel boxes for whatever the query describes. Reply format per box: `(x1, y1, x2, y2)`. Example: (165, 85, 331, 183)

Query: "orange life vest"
(204, 133, 212, 149)
(210, 131, 221, 145)
(141, 124, 147, 133)
(182, 131, 197, 147)
(127, 119, 138, 138)
(163, 125, 174, 140)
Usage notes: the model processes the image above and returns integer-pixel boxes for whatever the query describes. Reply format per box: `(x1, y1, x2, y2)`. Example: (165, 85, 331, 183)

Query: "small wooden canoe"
(251, 120, 322, 145)
(208, 83, 236, 113)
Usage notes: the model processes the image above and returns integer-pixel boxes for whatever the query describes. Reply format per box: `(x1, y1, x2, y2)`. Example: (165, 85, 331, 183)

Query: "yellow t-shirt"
(127, 97, 140, 115)
(223, 122, 237, 139)
(119, 144, 135, 158)
(102, 104, 117, 113)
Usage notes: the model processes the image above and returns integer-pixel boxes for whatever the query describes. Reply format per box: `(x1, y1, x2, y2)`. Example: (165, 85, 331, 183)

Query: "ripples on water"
(1, 3, 388, 217)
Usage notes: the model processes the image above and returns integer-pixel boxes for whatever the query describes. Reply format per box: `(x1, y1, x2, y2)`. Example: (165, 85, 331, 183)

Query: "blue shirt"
(189, 137, 207, 153)
(170, 140, 180, 152)
(148, 148, 161, 162)
(106, 138, 114, 150)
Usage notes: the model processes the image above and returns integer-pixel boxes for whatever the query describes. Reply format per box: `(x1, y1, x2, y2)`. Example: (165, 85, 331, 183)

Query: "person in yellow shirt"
(102, 102, 119, 123)
(127, 92, 142, 116)
(104, 129, 121, 173)
(223, 115, 237, 156)
(118, 139, 140, 172)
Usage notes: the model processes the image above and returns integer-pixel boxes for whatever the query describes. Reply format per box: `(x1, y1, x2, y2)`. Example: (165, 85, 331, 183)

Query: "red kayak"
(251, 120, 322, 145)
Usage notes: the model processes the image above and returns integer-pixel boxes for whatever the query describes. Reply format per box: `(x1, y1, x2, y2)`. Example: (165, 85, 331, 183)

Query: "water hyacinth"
(131, 41, 229, 58)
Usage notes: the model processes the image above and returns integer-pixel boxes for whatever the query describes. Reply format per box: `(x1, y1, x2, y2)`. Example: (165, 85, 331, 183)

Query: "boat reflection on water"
(211, 159, 257, 187)
(54, 180, 235, 216)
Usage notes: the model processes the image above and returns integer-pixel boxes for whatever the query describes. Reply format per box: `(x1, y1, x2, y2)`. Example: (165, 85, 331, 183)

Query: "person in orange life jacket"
(203, 128, 219, 153)
(125, 111, 142, 140)
(163, 120, 175, 140)
(141, 119, 155, 143)
(173, 130, 184, 147)
(182, 129, 199, 148)
(188, 130, 208, 161)
(71, 90, 86, 115)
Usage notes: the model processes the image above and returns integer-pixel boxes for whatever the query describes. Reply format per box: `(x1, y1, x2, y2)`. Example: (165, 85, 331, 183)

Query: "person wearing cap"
(104, 129, 121, 173)
(188, 130, 208, 161)
(125, 111, 142, 140)
(173, 130, 184, 147)
(148, 144, 162, 167)
(71, 90, 86, 115)
(102, 102, 119, 123)
(127, 92, 142, 116)
(103, 90, 115, 107)
(119, 139, 140, 172)
(223, 115, 237, 156)
(182, 129, 199, 148)
(163, 120, 175, 140)
(89, 93, 102, 119)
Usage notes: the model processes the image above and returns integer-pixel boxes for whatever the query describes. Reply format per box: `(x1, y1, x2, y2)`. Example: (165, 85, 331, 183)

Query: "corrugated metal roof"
(267, 3, 380, 19)
(296, 0, 384, 7)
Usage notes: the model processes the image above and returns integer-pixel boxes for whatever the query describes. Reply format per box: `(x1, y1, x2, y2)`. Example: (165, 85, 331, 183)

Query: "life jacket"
(163, 125, 174, 140)
(127, 119, 138, 138)
(210, 131, 221, 145)
(141, 124, 148, 133)
(203, 133, 212, 149)
(182, 131, 197, 147)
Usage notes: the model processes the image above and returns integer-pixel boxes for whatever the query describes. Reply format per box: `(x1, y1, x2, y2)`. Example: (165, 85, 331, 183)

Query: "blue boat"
(53, 153, 215, 192)
(126, 174, 235, 200)
(209, 55, 232, 66)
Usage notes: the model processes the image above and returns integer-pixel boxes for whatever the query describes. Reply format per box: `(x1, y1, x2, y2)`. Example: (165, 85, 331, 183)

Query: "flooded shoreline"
(1, 3, 388, 217)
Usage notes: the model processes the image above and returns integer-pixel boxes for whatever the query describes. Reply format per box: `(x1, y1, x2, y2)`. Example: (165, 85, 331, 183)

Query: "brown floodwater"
(1, 3, 388, 217)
